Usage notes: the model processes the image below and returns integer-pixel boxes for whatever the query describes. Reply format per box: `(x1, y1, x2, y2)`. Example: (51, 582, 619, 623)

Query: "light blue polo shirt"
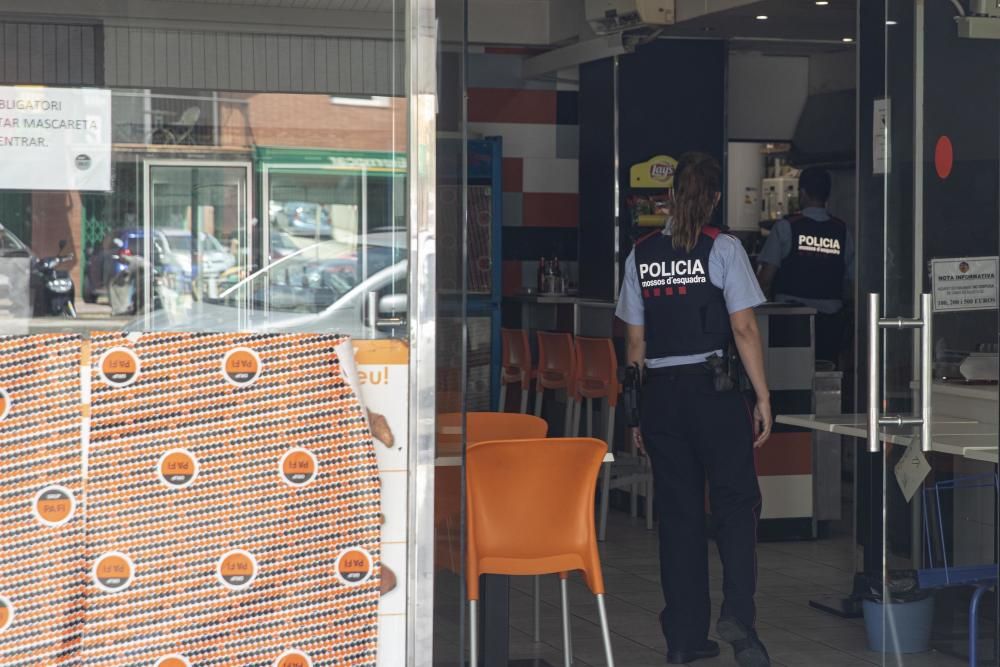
(757, 207, 855, 314)
(616, 227, 766, 368)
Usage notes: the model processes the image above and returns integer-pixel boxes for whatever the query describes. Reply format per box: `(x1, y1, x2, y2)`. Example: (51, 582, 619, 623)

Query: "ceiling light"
(842, 37, 855, 42)
(815, 0, 829, 5)
(755, 14, 768, 20)
(886, 19, 898, 25)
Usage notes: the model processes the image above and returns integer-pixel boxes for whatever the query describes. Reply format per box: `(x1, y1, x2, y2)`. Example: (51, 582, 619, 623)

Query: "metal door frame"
(141, 158, 254, 325)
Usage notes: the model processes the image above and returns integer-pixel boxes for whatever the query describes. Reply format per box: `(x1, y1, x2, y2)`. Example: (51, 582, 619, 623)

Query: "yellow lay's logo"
(280, 448, 318, 487)
(222, 348, 262, 387)
(99, 347, 140, 387)
(0, 595, 13, 633)
(93, 552, 135, 593)
(32, 485, 76, 527)
(274, 650, 313, 667)
(158, 449, 199, 489)
(0, 387, 10, 422)
(335, 548, 374, 586)
(155, 655, 191, 667)
(217, 550, 258, 591)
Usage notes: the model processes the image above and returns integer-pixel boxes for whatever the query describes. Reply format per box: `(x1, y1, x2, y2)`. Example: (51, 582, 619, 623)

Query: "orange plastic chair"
(535, 331, 576, 436)
(499, 328, 534, 413)
(434, 412, 549, 632)
(573, 337, 653, 540)
(466, 438, 615, 667)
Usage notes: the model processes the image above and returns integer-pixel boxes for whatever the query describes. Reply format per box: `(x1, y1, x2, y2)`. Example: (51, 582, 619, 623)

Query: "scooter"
(32, 240, 78, 318)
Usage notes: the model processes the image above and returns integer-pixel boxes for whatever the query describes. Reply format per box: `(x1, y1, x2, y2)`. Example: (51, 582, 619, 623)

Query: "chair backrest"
(437, 411, 548, 454)
(466, 437, 606, 601)
(177, 106, 202, 127)
(574, 336, 620, 406)
(536, 331, 575, 388)
(500, 328, 532, 379)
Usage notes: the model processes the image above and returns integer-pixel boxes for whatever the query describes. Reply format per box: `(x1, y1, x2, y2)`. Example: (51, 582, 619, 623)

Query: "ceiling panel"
(664, 0, 857, 44)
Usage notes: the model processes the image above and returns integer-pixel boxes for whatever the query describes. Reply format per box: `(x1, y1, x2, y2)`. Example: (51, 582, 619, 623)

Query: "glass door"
(142, 161, 252, 324)
(874, 1, 999, 663)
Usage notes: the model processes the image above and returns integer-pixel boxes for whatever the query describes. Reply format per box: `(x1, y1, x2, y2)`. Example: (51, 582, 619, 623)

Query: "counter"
(504, 294, 617, 338)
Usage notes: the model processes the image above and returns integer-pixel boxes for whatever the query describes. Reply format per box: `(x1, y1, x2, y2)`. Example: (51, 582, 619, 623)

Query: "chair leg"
(533, 575, 542, 642)
(598, 462, 611, 541)
(586, 398, 594, 437)
(563, 392, 574, 437)
(469, 599, 479, 667)
(571, 399, 581, 437)
(519, 385, 530, 414)
(645, 477, 654, 530)
(969, 584, 988, 667)
(498, 383, 508, 413)
(561, 576, 573, 667)
(596, 593, 615, 667)
(534, 389, 544, 417)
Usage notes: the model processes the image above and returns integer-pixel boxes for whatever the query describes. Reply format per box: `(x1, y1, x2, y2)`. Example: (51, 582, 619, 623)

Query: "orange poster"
(0, 334, 85, 665)
(85, 332, 382, 665)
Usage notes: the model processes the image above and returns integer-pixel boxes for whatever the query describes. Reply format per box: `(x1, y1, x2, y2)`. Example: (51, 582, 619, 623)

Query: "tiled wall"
(467, 48, 580, 297)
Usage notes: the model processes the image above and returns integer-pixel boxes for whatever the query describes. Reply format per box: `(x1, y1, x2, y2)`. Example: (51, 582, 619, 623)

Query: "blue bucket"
(862, 595, 934, 654)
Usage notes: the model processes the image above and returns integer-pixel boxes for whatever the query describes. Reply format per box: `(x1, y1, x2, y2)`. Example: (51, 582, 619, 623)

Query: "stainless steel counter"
(506, 294, 617, 337)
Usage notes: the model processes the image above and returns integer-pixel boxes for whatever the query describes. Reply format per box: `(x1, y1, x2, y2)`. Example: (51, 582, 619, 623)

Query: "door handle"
(867, 293, 933, 453)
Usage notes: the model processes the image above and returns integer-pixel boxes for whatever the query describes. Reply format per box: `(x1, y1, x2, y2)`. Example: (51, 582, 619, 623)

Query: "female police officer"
(615, 152, 772, 667)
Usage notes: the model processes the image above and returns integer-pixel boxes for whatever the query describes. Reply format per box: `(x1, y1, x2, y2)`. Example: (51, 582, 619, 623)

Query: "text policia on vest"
(638, 258, 708, 289)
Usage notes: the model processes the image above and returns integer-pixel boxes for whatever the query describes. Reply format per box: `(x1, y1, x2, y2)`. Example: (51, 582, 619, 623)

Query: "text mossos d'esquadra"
(638, 259, 707, 288)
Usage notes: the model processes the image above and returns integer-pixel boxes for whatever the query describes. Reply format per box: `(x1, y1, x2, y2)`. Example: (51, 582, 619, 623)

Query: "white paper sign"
(894, 443, 931, 503)
(873, 98, 890, 175)
(0, 86, 111, 191)
(931, 256, 998, 312)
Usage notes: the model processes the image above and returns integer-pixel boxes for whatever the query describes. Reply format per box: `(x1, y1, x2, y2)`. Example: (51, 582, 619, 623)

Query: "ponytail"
(671, 152, 721, 253)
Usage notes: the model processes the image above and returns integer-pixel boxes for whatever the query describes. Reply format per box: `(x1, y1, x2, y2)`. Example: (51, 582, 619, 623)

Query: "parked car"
(125, 238, 406, 338)
(274, 202, 333, 238)
(86, 227, 236, 313)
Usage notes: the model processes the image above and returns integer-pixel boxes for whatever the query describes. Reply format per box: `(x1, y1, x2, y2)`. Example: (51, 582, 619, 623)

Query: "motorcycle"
(32, 240, 78, 318)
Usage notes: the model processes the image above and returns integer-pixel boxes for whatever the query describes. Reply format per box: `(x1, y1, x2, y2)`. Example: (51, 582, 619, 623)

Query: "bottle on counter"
(537, 257, 545, 292)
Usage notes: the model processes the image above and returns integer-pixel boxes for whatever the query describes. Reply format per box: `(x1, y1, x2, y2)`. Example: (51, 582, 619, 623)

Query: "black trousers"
(640, 369, 762, 652)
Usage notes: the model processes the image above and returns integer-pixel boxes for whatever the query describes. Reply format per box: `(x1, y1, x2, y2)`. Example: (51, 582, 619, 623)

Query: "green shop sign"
(255, 147, 407, 174)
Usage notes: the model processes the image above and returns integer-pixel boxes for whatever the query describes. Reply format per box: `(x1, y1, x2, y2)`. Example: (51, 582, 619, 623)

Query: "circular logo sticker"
(99, 347, 140, 387)
(274, 650, 313, 667)
(0, 595, 13, 634)
(0, 387, 10, 422)
(222, 348, 262, 387)
(155, 656, 191, 667)
(92, 552, 135, 593)
(75, 154, 93, 171)
(217, 550, 258, 591)
(335, 548, 374, 586)
(279, 448, 318, 488)
(32, 485, 76, 527)
(157, 449, 199, 490)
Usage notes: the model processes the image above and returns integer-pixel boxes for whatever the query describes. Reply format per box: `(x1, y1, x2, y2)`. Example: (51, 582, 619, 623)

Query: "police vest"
(774, 214, 847, 301)
(634, 227, 731, 358)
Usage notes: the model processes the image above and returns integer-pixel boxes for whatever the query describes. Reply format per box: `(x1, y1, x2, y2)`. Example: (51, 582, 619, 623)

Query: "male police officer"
(756, 167, 854, 366)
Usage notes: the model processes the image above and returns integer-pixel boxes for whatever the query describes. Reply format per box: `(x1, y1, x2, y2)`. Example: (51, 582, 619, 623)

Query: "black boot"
(717, 617, 770, 667)
(666, 640, 721, 664)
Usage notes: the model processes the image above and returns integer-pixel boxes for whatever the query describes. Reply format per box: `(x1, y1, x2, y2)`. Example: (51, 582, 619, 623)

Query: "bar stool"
(499, 328, 534, 413)
(534, 331, 576, 436)
(466, 437, 616, 667)
(572, 336, 654, 541)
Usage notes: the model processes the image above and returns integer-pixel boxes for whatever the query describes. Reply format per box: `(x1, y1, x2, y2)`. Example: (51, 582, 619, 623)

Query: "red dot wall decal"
(935, 136, 953, 179)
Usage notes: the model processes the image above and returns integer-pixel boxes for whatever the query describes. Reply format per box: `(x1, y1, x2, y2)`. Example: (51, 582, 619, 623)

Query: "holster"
(703, 353, 735, 393)
(618, 363, 643, 427)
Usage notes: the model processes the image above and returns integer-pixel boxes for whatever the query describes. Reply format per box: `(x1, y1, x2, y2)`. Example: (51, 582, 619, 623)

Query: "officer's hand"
(630, 427, 645, 455)
(753, 399, 772, 448)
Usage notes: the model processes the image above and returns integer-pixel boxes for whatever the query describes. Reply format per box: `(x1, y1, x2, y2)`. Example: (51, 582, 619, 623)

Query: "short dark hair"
(799, 167, 831, 203)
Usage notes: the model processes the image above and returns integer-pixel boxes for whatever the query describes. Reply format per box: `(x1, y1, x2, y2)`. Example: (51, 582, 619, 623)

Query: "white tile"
(759, 474, 813, 519)
(522, 157, 579, 194)
(467, 122, 557, 158)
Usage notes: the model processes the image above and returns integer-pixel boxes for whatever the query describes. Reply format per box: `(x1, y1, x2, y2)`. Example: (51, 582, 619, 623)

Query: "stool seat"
(500, 328, 535, 413)
(540, 369, 571, 385)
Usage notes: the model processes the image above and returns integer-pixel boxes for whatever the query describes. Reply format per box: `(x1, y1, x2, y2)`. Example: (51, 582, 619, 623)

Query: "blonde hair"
(671, 152, 721, 252)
